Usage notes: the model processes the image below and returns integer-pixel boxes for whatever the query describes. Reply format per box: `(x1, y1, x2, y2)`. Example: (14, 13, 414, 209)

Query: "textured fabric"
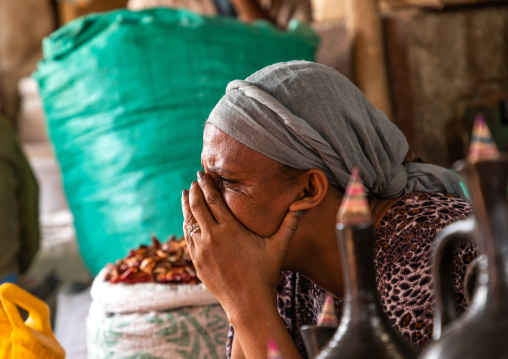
(225, 192, 477, 357)
(207, 61, 465, 199)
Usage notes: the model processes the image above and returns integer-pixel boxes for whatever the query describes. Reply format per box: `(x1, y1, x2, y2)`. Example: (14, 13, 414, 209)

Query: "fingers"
(196, 171, 234, 224)
(189, 178, 220, 229)
(270, 210, 303, 253)
(182, 188, 196, 234)
(181, 189, 196, 256)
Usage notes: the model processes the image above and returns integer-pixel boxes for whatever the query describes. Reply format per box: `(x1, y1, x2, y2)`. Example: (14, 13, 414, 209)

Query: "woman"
(181, 61, 476, 358)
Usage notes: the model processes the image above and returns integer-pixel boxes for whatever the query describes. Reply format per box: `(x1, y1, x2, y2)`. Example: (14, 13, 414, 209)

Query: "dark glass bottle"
(314, 221, 418, 359)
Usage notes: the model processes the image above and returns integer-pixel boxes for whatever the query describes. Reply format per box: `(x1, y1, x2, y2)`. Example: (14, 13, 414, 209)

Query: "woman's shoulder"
(374, 192, 476, 347)
(375, 191, 472, 278)
(393, 191, 470, 213)
(375, 192, 471, 259)
(382, 192, 471, 232)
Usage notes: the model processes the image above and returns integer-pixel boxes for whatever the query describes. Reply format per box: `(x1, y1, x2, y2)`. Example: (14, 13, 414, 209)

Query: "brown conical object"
(468, 113, 500, 163)
(336, 167, 372, 225)
(317, 294, 337, 326)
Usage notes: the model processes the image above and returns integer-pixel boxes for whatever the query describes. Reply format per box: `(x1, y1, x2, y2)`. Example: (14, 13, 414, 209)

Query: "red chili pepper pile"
(104, 235, 199, 284)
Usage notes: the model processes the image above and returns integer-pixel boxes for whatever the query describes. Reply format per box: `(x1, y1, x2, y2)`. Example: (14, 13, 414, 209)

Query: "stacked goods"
(33, 8, 319, 277)
(87, 235, 229, 359)
(104, 235, 198, 284)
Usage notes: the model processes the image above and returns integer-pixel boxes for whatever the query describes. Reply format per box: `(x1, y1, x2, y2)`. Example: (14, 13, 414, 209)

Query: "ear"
(288, 168, 329, 211)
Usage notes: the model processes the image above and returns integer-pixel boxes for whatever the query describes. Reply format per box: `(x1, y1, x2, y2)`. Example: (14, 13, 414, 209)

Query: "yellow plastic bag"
(0, 283, 65, 359)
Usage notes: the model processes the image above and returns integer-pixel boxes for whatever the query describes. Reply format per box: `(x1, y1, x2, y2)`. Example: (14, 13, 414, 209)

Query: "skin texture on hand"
(182, 172, 302, 321)
(181, 174, 303, 359)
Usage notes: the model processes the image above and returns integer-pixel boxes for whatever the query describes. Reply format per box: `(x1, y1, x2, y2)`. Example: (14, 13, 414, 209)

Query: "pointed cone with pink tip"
(468, 113, 500, 163)
(337, 167, 372, 224)
(268, 337, 283, 359)
(317, 294, 337, 325)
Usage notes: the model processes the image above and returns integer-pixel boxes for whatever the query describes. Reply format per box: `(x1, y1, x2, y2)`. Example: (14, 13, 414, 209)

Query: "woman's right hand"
(182, 171, 303, 358)
(181, 171, 302, 321)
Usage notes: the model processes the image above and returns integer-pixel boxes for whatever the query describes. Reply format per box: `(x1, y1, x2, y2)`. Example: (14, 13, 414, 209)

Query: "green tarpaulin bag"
(34, 8, 319, 276)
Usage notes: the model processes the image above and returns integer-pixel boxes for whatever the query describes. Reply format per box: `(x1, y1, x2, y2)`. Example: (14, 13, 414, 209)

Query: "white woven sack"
(90, 269, 219, 313)
(87, 301, 229, 359)
(87, 270, 229, 359)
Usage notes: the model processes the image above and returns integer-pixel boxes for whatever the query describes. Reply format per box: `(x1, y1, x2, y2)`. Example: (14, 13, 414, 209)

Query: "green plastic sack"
(33, 8, 319, 276)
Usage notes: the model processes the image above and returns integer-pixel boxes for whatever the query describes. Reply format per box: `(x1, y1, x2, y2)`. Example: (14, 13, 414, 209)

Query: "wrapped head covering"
(206, 61, 465, 199)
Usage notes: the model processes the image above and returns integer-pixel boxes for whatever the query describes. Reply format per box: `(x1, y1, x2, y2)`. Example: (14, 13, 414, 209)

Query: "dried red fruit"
(103, 235, 199, 285)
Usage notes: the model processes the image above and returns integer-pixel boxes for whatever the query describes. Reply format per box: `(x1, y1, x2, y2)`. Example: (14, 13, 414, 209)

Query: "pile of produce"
(103, 235, 199, 284)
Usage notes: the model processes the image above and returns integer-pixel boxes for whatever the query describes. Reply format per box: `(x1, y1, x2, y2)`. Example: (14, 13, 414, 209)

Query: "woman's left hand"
(182, 171, 302, 321)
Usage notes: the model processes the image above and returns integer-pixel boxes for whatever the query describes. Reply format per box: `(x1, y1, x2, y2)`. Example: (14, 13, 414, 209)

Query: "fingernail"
(182, 190, 189, 198)
(295, 210, 303, 218)
(197, 171, 205, 180)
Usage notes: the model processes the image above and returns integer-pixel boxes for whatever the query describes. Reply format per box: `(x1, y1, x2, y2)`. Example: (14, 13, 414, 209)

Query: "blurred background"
(0, 0, 507, 357)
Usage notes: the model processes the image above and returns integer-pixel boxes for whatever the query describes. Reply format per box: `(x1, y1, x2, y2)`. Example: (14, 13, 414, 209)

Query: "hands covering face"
(182, 171, 302, 316)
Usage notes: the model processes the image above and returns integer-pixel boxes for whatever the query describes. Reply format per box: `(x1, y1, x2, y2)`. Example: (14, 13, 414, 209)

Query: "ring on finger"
(187, 223, 201, 237)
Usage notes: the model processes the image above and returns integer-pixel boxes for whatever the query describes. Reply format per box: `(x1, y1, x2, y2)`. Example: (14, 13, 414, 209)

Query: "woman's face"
(201, 124, 303, 237)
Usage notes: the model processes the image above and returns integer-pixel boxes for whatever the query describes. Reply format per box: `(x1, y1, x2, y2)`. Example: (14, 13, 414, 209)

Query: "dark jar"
(419, 156, 508, 359)
(311, 223, 418, 359)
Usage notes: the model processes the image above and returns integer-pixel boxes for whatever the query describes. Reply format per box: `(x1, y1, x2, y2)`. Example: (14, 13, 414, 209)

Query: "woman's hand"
(181, 171, 302, 321)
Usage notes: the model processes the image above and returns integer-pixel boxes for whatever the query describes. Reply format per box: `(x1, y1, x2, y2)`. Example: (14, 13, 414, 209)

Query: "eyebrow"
(202, 164, 238, 177)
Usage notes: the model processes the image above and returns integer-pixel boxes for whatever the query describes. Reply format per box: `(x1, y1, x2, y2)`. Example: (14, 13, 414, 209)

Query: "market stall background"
(0, 0, 507, 357)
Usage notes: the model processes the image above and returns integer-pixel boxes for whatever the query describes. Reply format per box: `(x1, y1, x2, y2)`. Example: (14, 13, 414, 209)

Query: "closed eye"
(213, 174, 252, 198)
(217, 175, 236, 186)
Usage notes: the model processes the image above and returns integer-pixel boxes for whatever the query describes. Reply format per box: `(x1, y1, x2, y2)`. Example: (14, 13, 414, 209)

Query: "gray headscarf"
(207, 61, 465, 199)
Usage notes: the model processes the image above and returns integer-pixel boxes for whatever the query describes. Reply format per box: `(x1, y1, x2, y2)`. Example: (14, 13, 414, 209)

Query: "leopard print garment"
(226, 192, 477, 358)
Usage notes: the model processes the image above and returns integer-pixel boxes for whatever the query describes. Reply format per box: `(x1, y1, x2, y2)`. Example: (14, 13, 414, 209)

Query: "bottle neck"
(463, 160, 508, 300)
(336, 223, 379, 306)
